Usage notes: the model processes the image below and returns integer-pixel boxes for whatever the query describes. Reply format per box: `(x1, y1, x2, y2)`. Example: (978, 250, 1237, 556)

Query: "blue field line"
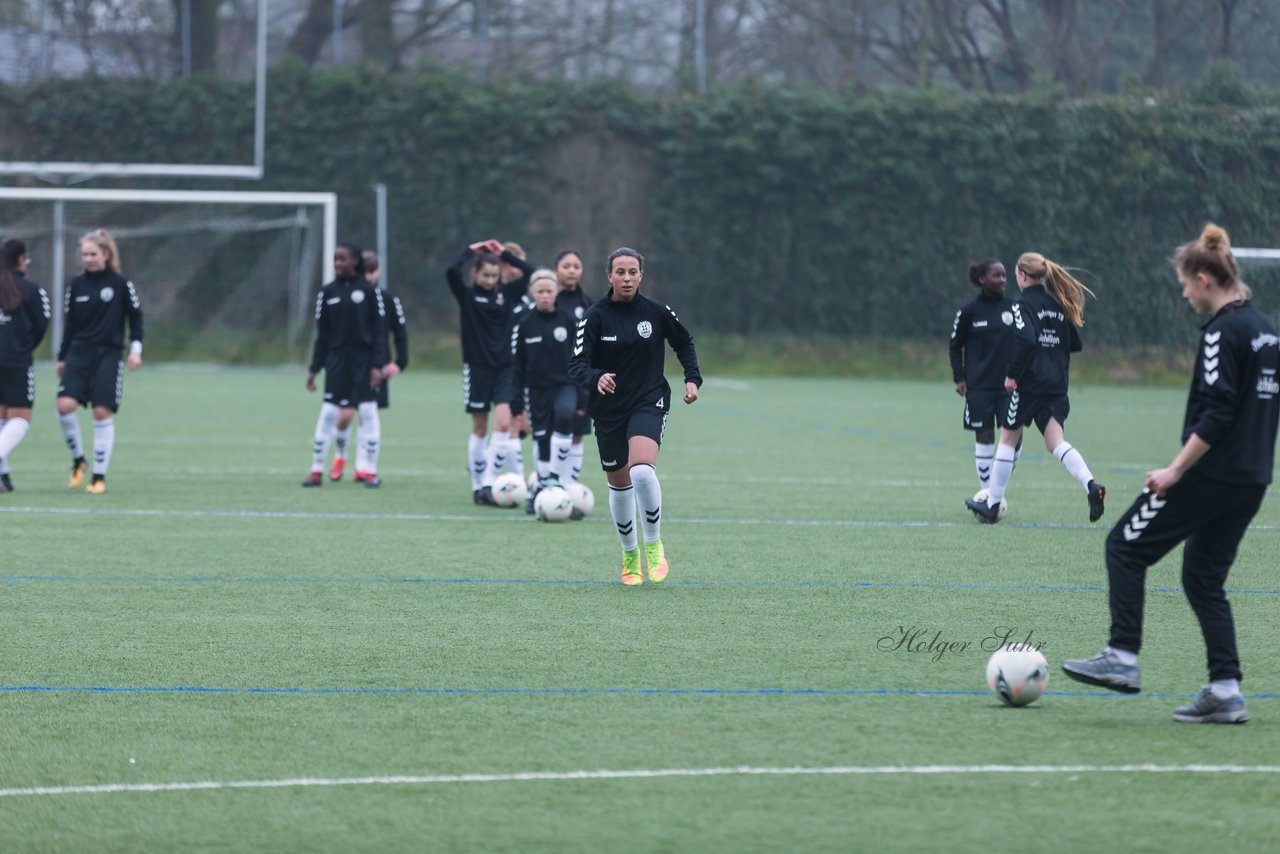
(3, 684, 1277, 700)
(4, 573, 1280, 597)
(4, 504, 1280, 534)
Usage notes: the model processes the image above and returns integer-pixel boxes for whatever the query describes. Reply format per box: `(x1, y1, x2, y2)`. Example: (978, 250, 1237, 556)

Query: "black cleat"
(1087, 480, 1107, 522)
(964, 497, 1001, 524)
(473, 486, 498, 506)
(0, 472, 11, 492)
(301, 472, 323, 487)
(363, 474, 382, 488)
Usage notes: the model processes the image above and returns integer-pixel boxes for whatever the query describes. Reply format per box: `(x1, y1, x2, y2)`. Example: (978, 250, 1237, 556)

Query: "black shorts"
(376, 377, 390, 409)
(962, 388, 1006, 432)
(572, 406, 592, 437)
(323, 347, 377, 408)
(527, 384, 578, 438)
(58, 343, 123, 411)
(463, 362, 514, 413)
(1000, 391, 1070, 432)
(594, 404, 669, 473)
(0, 364, 35, 408)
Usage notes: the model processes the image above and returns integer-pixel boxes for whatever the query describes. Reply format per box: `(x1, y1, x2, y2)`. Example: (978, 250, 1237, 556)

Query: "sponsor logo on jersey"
(1038, 330, 1060, 347)
(637, 321, 653, 339)
(1203, 332, 1221, 386)
(327, 298, 341, 305)
(350, 290, 365, 304)
(972, 320, 988, 328)
(1001, 311, 1013, 326)
(554, 326, 568, 342)
(601, 335, 617, 342)
(601, 459, 618, 467)
(0, 310, 9, 324)
(99, 287, 114, 302)
(1258, 368, 1278, 399)
(574, 306, 585, 319)
(75, 295, 90, 303)
(524, 336, 543, 344)
(1251, 332, 1279, 352)
(1037, 309, 1064, 322)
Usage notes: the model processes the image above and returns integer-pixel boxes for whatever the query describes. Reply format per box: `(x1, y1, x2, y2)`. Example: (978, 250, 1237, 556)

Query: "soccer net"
(0, 188, 336, 363)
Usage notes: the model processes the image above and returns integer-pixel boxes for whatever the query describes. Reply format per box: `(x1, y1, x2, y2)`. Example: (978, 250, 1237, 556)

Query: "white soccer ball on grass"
(986, 647, 1048, 707)
(565, 482, 595, 520)
(534, 486, 574, 522)
(491, 472, 528, 508)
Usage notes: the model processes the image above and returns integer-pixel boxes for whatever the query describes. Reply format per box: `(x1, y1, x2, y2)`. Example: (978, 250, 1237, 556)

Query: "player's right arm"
(949, 306, 969, 391)
(446, 246, 474, 303)
(567, 310, 603, 395)
(307, 287, 329, 390)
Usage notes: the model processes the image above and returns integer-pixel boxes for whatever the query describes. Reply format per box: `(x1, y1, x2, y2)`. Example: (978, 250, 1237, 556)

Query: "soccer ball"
(534, 486, 574, 522)
(565, 482, 595, 520)
(972, 488, 1008, 521)
(491, 472, 528, 508)
(986, 647, 1049, 707)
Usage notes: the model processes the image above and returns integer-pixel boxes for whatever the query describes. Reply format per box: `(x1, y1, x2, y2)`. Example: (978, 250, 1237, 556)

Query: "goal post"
(0, 187, 336, 363)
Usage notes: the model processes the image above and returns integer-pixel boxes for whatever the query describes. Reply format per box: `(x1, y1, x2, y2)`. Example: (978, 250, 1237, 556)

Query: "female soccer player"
(329, 250, 406, 485)
(553, 249, 593, 482)
(1062, 224, 1278, 724)
(55, 229, 144, 494)
(513, 269, 584, 510)
(965, 252, 1105, 524)
(0, 238, 50, 492)
(567, 247, 702, 586)
(447, 238, 533, 505)
(949, 258, 1017, 496)
(302, 243, 392, 488)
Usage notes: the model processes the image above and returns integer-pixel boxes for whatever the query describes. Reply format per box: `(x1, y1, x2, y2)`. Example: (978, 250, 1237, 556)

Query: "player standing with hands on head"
(966, 251, 1105, 524)
(1062, 224, 1279, 724)
(302, 243, 392, 488)
(56, 229, 143, 495)
(0, 238, 50, 492)
(950, 258, 1020, 500)
(568, 247, 702, 586)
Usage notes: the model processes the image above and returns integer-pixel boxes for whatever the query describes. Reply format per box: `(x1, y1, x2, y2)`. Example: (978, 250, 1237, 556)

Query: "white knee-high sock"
(357, 402, 381, 475)
(608, 484, 638, 552)
(482, 433, 512, 487)
(0, 416, 30, 466)
(1012, 443, 1022, 471)
(508, 432, 523, 474)
(333, 422, 352, 462)
(549, 432, 572, 482)
(468, 434, 486, 489)
(536, 458, 550, 485)
(92, 417, 115, 476)
(988, 443, 1017, 505)
(59, 411, 84, 460)
(630, 463, 662, 544)
(1052, 442, 1095, 489)
(974, 442, 995, 490)
(569, 442, 584, 483)
(311, 403, 339, 473)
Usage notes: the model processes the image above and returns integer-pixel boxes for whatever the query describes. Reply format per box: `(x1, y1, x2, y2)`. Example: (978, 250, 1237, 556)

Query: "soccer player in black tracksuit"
(447, 239, 534, 505)
(329, 251, 408, 484)
(513, 269, 587, 513)
(950, 258, 1020, 498)
(0, 238, 50, 493)
(966, 252, 1106, 524)
(553, 250, 594, 482)
(56, 229, 144, 495)
(1063, 224, 1279, 724)
(302, 243, 392, 489)
(567, 247, 702, 586)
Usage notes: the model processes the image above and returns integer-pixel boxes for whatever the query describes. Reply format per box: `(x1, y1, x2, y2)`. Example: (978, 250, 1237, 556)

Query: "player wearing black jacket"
(1063, 224, 1279, 724)
(55, 229, 143, 494)
(553, 250, 593, 481)
(950, 259, 1018, 495)
(447, 239, 534, 504)
(302, 243, 392, 488)
(967, 252, 1105, 524)
(0, 238, 50, 493)
(513, 270, 587, 511)
(567, 247, 702, 586)
(330, 252, 408, 485)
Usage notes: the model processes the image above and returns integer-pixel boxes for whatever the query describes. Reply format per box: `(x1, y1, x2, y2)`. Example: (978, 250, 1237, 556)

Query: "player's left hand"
(1145, 465, 1181, 498)
(598, 373, 617, 395)
(381, 363, 400, 379)
(683, 382, 699, 404)
(1003, 377, 1017, 393)
(126, 353, 142, 371)
(370, 367, 384, 389)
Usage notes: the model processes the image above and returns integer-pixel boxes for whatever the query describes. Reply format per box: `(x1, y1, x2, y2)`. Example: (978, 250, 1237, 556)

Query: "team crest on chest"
(637, 320, 653, 339)
(554, 326, 568, 342)
(574, 306, 585, 319)
(99, 287, 114, 302)
(1001, 311, 1013, 326)
(350, 289, 365, 304)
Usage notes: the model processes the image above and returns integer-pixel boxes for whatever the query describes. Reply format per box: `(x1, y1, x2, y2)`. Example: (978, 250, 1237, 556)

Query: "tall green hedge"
(3, 65, 1278, 350)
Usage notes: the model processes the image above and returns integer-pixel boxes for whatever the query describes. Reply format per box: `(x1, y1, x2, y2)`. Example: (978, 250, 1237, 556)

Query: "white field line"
(3, 764, 1278, 799)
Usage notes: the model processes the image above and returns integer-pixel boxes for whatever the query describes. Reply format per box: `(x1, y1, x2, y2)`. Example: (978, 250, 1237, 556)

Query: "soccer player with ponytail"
(568, 247, 701, 586)
(0, 238, 50, 492)
(1063, 224, 1279, 723)
(966, 252, 1105, 524)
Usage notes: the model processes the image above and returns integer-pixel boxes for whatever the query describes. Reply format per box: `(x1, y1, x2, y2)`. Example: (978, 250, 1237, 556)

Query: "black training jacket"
(0, 274, 51, 366)
(1005, 284, 1082, 396)
(567, 289, 701, 429)
(446, 246, 533, 368)
(513, 305, 586, 405)
(949, 292, 1016, 389)
(1181, 301, 1280, 486)
(308, 276, 390, 374)
(57, 269, 143, 360)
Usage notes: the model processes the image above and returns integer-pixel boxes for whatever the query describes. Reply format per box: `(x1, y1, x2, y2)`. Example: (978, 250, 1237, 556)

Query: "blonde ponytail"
(1016, 252, 1095, 327)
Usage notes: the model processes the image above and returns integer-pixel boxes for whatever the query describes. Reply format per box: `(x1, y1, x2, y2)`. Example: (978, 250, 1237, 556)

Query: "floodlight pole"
(375, 183, 388, 291)
(181, 0, 192, 78)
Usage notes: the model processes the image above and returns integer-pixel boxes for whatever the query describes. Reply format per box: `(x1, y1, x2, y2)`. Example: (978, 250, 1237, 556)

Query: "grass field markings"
(4, 685, 1278, 699)
(5, 763, 1280, 800)
(4, 573, 1280, 597)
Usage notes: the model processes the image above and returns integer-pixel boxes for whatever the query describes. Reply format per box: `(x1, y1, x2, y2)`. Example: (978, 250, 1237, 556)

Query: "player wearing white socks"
(567, 247, 702, 586)
(55, 229, 144, 494)
(302, 243, 393, 489)
(966, 252, 1105, 524)
(554, 250, 594, 485)
(0, 238, 50, 493)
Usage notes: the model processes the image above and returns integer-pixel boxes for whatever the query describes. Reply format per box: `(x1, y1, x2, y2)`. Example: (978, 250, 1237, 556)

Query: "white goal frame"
(0, 0, 267, 180)
(0, 187, 336, 350)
